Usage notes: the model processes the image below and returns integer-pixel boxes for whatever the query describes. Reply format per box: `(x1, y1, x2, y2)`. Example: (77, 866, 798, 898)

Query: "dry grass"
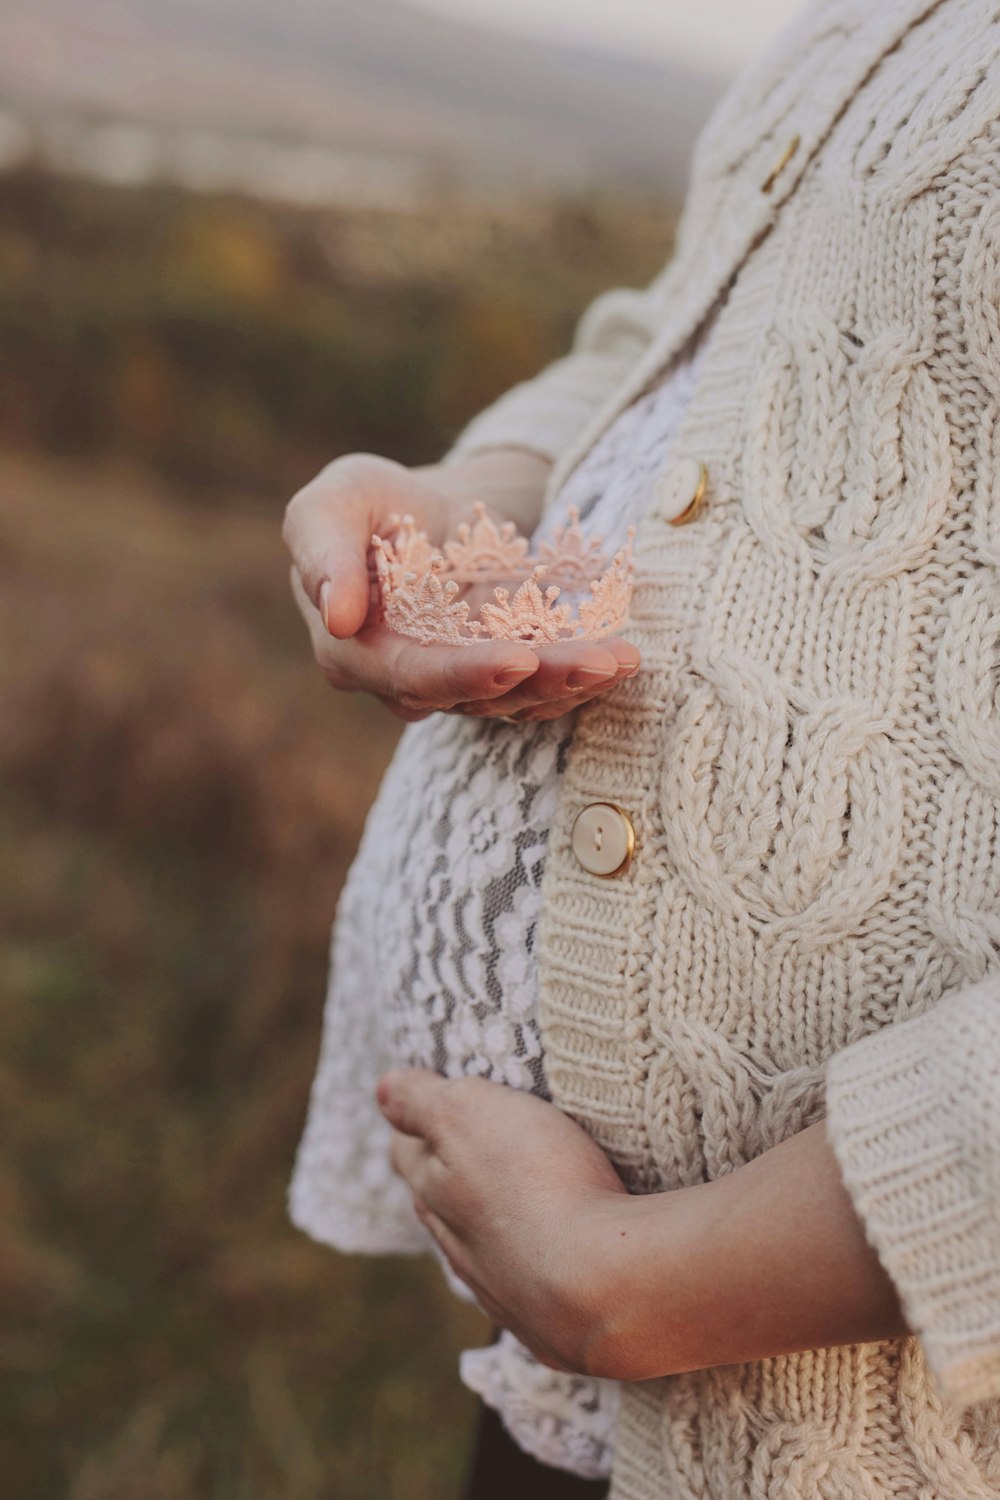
(0, 449, 487, 1499)
(0, 166, 680, 1498)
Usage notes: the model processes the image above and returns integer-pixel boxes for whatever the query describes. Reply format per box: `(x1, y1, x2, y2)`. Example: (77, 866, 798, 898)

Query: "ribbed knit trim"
(826, 978, 1000, 1408)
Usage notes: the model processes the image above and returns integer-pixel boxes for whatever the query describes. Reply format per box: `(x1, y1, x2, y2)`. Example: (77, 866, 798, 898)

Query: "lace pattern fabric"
(289, 342, 708, 1477)
(460, 1331, 621, 1482)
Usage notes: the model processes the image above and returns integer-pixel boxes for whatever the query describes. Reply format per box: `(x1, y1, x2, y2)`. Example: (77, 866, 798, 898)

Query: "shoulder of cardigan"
(544, 0, 950, 506)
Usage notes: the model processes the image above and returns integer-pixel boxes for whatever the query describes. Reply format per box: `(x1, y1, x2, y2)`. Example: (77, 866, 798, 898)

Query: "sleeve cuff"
(826, 975, 1000, 1408)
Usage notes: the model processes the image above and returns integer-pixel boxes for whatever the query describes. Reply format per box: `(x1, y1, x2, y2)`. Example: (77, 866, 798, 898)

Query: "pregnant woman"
(286, 2, 1000, 1495)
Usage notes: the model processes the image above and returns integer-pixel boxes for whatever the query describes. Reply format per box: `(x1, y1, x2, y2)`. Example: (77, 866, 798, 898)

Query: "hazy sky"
(411, 0, 803, 76)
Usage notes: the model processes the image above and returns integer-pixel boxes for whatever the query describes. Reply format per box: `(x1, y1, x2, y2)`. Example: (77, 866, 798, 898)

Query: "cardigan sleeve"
(825, 973, 1000, 1408)
(441, 276, 669, 469)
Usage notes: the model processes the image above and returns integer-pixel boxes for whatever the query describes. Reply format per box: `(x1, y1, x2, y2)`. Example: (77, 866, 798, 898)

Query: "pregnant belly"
(349, 708, 571, 1095)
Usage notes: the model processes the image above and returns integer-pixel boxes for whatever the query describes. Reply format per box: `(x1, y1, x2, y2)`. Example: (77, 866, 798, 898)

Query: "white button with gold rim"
(571, 803, 636, 878)
(656, 457, 708, 526)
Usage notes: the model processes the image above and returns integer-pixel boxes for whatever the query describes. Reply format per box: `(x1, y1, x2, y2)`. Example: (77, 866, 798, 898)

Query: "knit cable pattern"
(531, 3, 1000, 1496)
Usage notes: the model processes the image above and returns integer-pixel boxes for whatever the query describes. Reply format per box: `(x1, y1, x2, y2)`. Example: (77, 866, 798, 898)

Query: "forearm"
(376, 1071, 910, 1390)
(594, 1121, 907, 1382)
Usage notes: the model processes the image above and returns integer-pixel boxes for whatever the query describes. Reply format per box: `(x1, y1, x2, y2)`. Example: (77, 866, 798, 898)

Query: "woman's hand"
(376, 1068, 631, 1374)
(377, 1069, 908, 1383)
(282, 450, 641, 723)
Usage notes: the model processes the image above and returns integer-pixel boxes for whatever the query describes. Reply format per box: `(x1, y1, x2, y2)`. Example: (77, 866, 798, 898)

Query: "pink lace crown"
(371, 504, 635, 646)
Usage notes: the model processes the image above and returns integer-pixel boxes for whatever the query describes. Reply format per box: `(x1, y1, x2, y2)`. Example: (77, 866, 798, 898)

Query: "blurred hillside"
(0, 0, 723, 196)
(0, 167, 677, 1498)
(0, 166, 676, 499)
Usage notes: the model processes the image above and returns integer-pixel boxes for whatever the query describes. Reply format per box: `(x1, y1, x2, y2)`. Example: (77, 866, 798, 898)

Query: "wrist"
(576, 1186, 704, 1383)
(581, 1125, 909, 1385)
(417, 449, 553, 536)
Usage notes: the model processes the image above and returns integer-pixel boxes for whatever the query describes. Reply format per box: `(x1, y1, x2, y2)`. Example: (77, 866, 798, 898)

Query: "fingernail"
(619, 662, 640, 678)
(567, 666, 616, 690)
(375, 1071, 398, 1109)
(319, 581, 332, 632)
(493, 666, 536, 689)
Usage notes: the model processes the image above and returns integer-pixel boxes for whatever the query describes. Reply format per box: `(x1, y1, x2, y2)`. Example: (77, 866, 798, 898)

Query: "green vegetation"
(0, 169, 675, 1498)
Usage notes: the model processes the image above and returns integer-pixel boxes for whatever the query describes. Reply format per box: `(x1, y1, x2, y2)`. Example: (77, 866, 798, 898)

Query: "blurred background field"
(0, 1, 795, 1494)
(0, 169, 678, 498)
(0, 168, 676, 1500)
(0, 1, 686, 1487)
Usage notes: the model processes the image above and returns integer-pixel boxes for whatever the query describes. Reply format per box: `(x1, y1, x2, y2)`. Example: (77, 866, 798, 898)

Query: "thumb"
(318, 556, 372, 640)
(282, 473, 382, 639)
(286, 509, 371, 639)
(376, 1068, 451, 1144)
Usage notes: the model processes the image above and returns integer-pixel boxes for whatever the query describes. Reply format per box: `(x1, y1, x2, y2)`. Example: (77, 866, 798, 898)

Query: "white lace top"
(289, 335, 709, 1479)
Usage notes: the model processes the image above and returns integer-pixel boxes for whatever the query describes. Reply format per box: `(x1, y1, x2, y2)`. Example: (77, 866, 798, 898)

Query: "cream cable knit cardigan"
(442, 0, 1000, 1494)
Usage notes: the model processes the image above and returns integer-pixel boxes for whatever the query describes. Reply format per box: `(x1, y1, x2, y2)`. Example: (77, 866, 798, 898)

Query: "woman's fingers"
(283, 488, 372, 638)
(375, 696, 435, 723)
(379, 1068, 456, 1145)
(454, 636, 641, 719)
(389, 1128, 436, 1189)
(284, 451, 644, 726)
(284, 453, 438, 638)
(382, 633, 539, 708)
(292, 568, 539, 707)
(412, 1199, 469, 1264)
(284, 454, 644, 721)
(335, 627, 538, 707)
(292, 566, 641, 718)
(290, 564, 323, 629)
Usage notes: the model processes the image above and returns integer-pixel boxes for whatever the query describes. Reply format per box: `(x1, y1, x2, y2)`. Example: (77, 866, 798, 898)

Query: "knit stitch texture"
(451, 1, 1000, 1494)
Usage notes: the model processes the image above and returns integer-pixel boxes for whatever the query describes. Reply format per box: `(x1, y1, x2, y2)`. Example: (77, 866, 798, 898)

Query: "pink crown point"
(576, 535, 636, 639)
(443, 502, 531, 581)
(479, 569, 575, 645)
(535, 505, 608, 585)
(370, 511, 635, 645)
(373, 515, 439, 590)
(380, 557, 474, 645)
